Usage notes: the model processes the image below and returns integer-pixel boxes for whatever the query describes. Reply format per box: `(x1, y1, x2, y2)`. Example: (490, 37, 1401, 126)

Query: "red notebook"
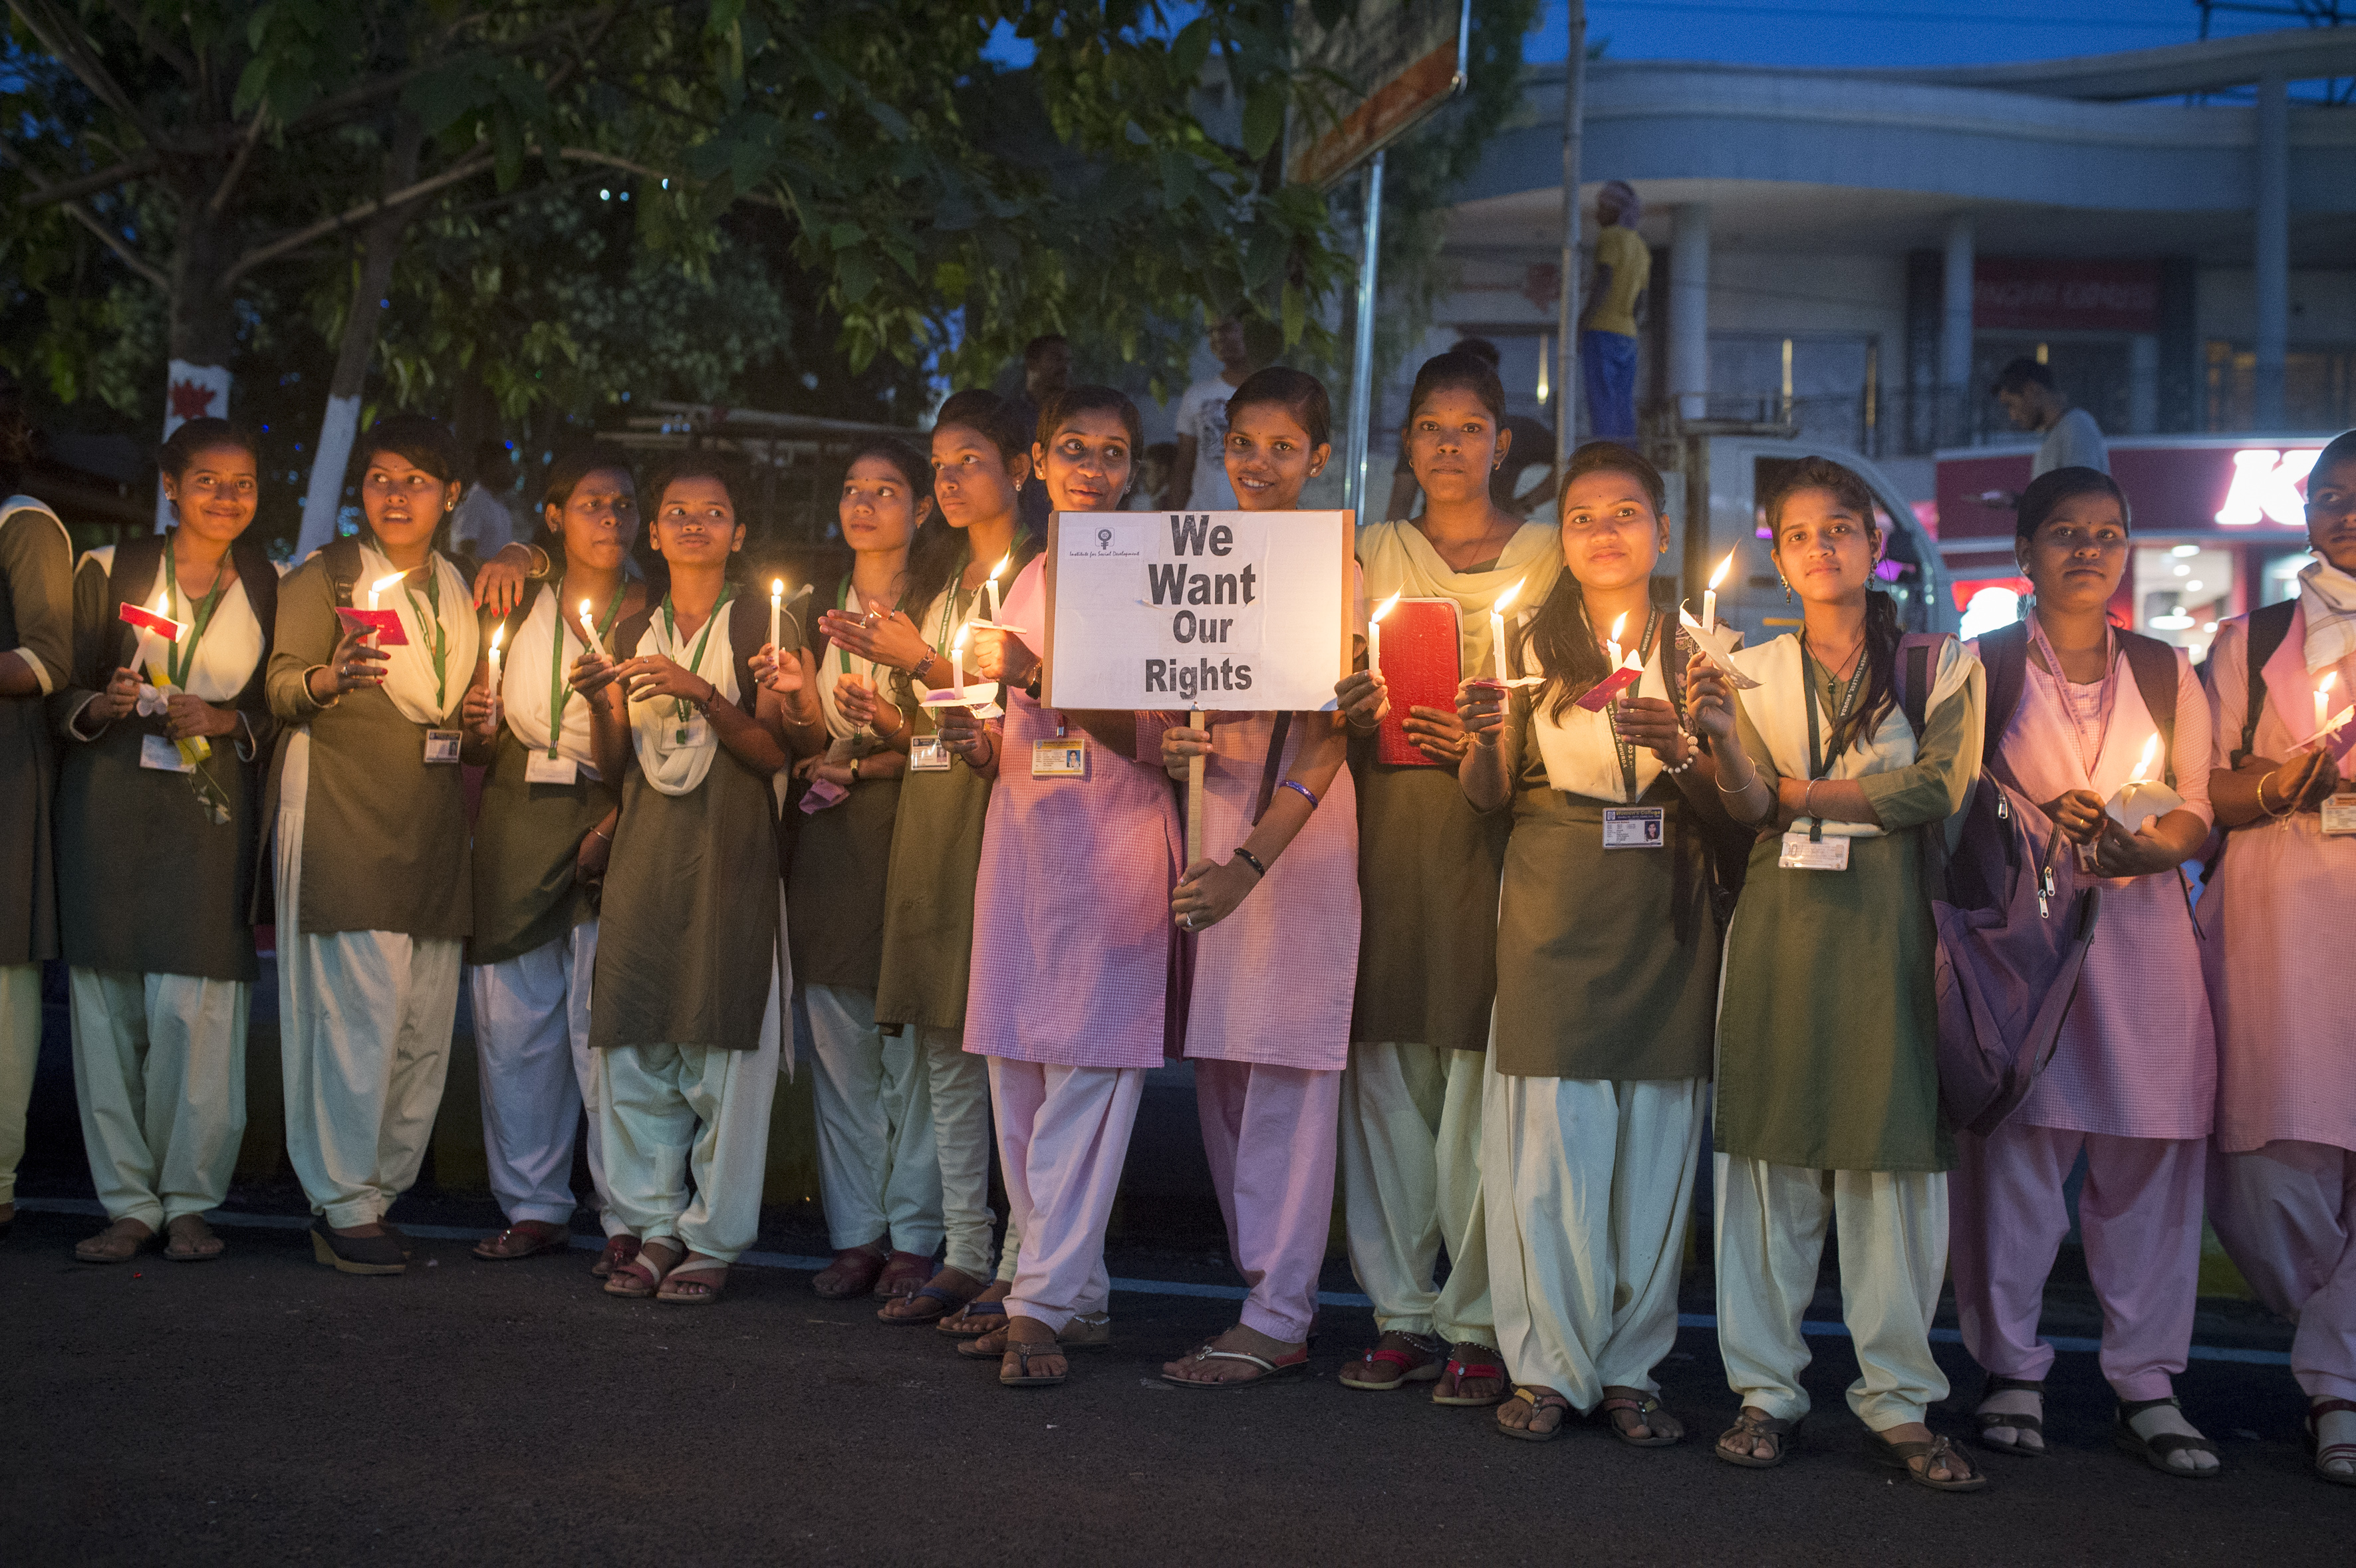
(1374, 597, 1463, 767)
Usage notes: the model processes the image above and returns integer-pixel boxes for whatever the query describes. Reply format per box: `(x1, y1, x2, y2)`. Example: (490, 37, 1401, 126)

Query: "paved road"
(2, 1197, 2345, 1568)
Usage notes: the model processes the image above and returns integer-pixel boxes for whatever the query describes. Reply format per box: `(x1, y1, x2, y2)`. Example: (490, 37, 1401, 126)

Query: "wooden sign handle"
(1186, 706, 1206, 865)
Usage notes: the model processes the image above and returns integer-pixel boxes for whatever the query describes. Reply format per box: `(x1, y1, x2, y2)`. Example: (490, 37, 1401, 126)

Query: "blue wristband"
(1279, 779, 1321, 811)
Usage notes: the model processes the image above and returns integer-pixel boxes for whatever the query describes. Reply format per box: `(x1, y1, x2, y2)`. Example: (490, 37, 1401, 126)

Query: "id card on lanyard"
(1605, 612, 1664, 847)
(1779, 644, 1866, 872)
(533, 587, 623, 785)
(403, 567, 458, 763)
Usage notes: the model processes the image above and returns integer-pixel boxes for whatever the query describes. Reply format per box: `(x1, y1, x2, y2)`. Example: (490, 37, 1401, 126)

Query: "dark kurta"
(788, 773, 900, 991)
(1492, 711, 1719, 1081)
(261, 547, 473, 939)
(0, 500, 72, 966)
(52, 538, 277, 980)
(1349, 751, 1511, 1052)
(468, 726, 617, 966)
(590, 596, 785, 1053)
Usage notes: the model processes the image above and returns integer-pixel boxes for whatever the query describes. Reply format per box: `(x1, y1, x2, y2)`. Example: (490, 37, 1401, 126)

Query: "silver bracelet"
(1715, 771, 1758, 795)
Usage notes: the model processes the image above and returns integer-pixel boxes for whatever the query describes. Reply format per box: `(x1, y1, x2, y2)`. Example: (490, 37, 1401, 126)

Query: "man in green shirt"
(1581, 181, 1649, 441)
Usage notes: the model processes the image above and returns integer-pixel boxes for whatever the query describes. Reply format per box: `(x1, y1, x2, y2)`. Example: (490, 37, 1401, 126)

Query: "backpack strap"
(2117, 629, 2181, 789)
(1893, 632, 1950, 741)
(1976, 620, 2031, 763)
(319, 535, 364, 609)
(2234, 598, 2299, 767)
(101, 535, 170, 673)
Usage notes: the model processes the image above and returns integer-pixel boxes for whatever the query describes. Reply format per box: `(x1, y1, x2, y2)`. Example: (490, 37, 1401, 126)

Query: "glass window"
(2258, 550, 2309, 609)
(2133, 545, 2234, 659)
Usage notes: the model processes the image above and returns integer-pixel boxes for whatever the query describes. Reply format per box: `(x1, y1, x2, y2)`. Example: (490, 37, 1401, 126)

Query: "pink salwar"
(989, 1058, 1144, 1335)
(1950, 1121, 2205, 1400)
(2208, 1141, 2356, 1403)
(1193, 1058, 1341, 1343)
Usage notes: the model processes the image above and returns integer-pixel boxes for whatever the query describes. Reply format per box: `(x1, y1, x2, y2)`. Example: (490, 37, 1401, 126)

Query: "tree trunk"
(294, 118, 426, 560)
(158, 178, 241, 529)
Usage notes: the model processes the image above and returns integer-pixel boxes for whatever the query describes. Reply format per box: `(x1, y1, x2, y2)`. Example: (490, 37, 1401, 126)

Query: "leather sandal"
(1715, 1410, 1801, 1469)
(1599, 1392, 1682, 1448)
(74, 1217, 154, 1264)
(1498, 1386, 1573, 1442)
(1160, 1339, 1309, 1390)
(1338, 1331, 1445, 1391)
(591, 1235, 640, 1278)
(2115, 1396, 2222, 1478)
(811, 1243, 887, 1299)
(938, 1294, 1008, 1337)
(604, 1236, 683, 1298)
(880, 1269, 984, 1325)
(1000, 1337, 1068, 1388)
(2306, 1397, 2356, 1487)
(163, 1214, 224, 1261)
(1865, 1428, 1990, 1492)
(472, 1220, 570, 1261)
(1971, 1374, 2047, 1458)
(1430, 1343, 1508, 1407)
(657, 1255, 729, 1304)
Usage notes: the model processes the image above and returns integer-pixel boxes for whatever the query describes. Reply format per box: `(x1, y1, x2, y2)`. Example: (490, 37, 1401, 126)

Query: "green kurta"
(590, 597, 783, 1053)
(51, 538, 277, 980)
(1492, 710, 1720, 1081)
(261, 547, 475, 939)
(1713, 641, 1983, 1173)
(468, 726, 617, 966)
(788, 774, 900, 991)
(0, 500, 72, 966)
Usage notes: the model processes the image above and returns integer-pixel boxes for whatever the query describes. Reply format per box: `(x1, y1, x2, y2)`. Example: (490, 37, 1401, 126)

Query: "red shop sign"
(1974, 257, 2161, 334)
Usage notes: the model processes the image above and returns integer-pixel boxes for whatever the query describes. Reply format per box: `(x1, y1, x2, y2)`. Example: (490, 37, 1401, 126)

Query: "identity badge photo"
(1779, 830, 1850, 870)
(424, 728, 464, 765)
(525, 751, 580, 786)
(910, 737, 952, 772)
(1033, 737, 1088, 778)
(139, 733, 194, 773)
(1602, 806, 1664, 849)
(2323, 793, 2356, 836)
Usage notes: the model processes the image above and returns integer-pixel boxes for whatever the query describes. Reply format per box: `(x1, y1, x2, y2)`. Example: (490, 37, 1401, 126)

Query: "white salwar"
(469, 922, 622, 1232)
(1339, 1042, 1492, 1344)
(596, 1024, 781, 1262)
(809, 983, 939, 1255)
(1484, 1065, 1705, 1406)
(1714, 1154, 1952, 1428)
(70, 970, 248, 1228)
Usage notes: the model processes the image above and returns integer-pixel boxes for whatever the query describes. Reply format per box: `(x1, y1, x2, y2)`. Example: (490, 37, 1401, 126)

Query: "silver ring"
(1181, 913, 1196, 930)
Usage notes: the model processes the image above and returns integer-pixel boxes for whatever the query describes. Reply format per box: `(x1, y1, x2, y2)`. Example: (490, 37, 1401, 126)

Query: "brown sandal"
(74, 1218, 154, 1264)
(163, 1214, 224, 1261)
(1498, 1386, 1573, 1442)
(873, 1249, 935, 1299)
(604, 1237, 683, 1299)
(1715, 1409, 1801, 1468)
(1600, 1392, 1683, 1448)
(591, 1235, 640, 1278)
(472, 1220, 570, 1261)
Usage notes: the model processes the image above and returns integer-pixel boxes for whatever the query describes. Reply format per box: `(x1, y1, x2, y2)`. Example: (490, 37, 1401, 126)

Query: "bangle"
(2258, 769, 2295, 819)
(1716, 771, 1758, 796)
(588, 826, 612, 842)
(1232, 846, 1268, 878)
(1662, 745, 1695, 777)
(1802, 779, 1821, 819)
(1279, 779, 1321, 810)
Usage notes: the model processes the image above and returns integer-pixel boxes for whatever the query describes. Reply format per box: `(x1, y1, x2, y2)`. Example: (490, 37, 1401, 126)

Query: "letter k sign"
(2215, 448, 2319, 527)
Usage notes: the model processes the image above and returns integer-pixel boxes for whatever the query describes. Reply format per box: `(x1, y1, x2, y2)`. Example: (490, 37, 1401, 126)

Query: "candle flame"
(490, 624, 503, 654)
(1609, 612, 1628, 644)
(989, 553, 1013, 582)
(1494, 579, 1523, 616)
(1708, 551, 1734, 592)
(771, 577, 785, 597)
(2324, 672, 2340, 697)
(953, 623, 970, 651)
(368, 572, 407, 596)
(1371, 592, 1400, 624)
(2135, 733, 2160, 781)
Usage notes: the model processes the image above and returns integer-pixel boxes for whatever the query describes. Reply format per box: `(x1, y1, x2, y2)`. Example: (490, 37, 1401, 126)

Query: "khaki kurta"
(0, 499, 72, 966)
(469, 727, 616, 966)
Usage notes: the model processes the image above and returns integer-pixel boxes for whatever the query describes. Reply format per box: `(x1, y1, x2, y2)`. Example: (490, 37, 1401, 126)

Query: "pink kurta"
(964, 558, 1184, 1071)
(2200, 604, 2356, 1155)
(1968, 634, 2217, 1140)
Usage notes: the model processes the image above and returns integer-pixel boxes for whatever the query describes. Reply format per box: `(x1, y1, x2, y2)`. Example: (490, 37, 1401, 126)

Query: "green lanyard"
(837, 573, 908, 674)
(1801, 636, 1870, 843)
(549, 585, 625, 758)
(402, 566, 450, 711)
(662, 586, 734, 742)
(161, 542, 229, 692)
(934, 547, 972, 655)
(1610, 609, 1661, 804)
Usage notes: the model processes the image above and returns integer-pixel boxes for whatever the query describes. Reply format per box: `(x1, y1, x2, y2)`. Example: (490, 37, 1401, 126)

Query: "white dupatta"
(627, 595, 738, 797)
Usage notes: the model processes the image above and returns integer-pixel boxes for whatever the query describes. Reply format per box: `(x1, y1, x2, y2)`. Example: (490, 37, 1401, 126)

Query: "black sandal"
(2115, 1396, 2223, 1478)
(1971, 1374, 2047, 1458)
(1865, 1428, 1989, 1492)
(1715, 1409, 1800, 1468)
(308, 1218, 406, 1275)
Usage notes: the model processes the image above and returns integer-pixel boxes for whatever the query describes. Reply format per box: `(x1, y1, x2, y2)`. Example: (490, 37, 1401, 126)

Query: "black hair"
(158, 416, 261, 482)
(1404, 350, 1507, 428)
(843, 437, 944, 610)
(647, 456, 735, 513)
(1450, 337, 1502, 370)
(1990, 356, 2055, 398)
(0, 370, 27, 495)
(538, 443, 637, 539)
(2016, 465, 2127, 543)
(1517, 442, 1670, 723)
(934, 388, 1032, 463)
(2313, 429, 2356, 488)
(1225, 366, 1333, 451)
(1036, 383, 1144, 455)
(359, 413, 459, 485)
(1765, 455, 1898, 760)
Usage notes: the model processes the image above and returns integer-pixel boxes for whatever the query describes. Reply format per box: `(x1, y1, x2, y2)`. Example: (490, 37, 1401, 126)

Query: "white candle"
(487, 623, 504, 714)
(1704, 551, 1734, 634)
(986, 553, 1011, 623)
(138, 586, 171, 685)
(1490, 579, 1523, 682)
(577, 598, 606, 660)
(1368, 592, 1400, 680)
(366, 571, 406, 612)
(770, 578, 784, 652)
(1607, 612, 1627, 671)
(2319, 672, 2339, 735)
(951, 623, 968, 693)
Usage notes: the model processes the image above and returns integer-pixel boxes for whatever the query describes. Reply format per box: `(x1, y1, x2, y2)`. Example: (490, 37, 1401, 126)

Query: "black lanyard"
(161, 542, 229, 692)
(1802, 636, 1869, 843)
(1611, 609, 1662, 803)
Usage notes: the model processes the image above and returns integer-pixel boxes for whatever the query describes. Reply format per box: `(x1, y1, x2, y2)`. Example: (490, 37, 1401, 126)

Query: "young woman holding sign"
(265, 415, 495, 1275)
(576, 461, 801, 1303)
(456, 446, 648, 1273)
(1689, 457, 1987, 1490)
(818, 391, 1037, 1323)
(54, 418, 276, 1263)
(1331, 350, 1560, 1404)
(1946, 467, 2222, 1476)
(1156, 368, 1361, 1388)
(2200, 430, 2356, 1487)
(1452, 441, 1726, 1442)
(938, 385, 1175, 1388)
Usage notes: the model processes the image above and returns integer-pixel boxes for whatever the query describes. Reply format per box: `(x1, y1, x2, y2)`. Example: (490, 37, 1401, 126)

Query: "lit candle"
(951, 622, 968, 694)
(2319, 672, 2339, 736)
(1607, 612, 1628, 672)
(366, 571, 405, 612)
(141, 585, 172, 686)
(487, 623, 504, 719)
(1490, 580, 1524, 682)
(986, 553, 1012, 623)
(771, 578, 785, 652)
(1368, 592, 1400, 680)
(577, 598, 607, 661)
(1704, 551, 1734, 634)
(2133, 733, 2160, 783)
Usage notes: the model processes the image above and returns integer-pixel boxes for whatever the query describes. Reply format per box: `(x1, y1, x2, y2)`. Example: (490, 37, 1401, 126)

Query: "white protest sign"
(1042, 510, 1355, 712)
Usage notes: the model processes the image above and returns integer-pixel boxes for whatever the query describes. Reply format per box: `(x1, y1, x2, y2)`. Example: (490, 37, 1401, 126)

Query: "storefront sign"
(1974, 258, 2161, 334)
(1936, 438, 2327, 544)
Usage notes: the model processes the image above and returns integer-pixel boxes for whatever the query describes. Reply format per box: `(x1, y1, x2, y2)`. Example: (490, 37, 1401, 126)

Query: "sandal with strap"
(1715, 1410, 1801, 1469)
(1431, 1344, 1508, 1408)
(472, 1220, 571, 1261)
(657, 1255, 730, 1304)
(74, 1217, 155, 1265)
(880, 1269, 985, 1325)
(1161, 1341, 1309, 1390)
(591, 1235, 640, 1278)
(938, 1294, 1009, 1338)
(810, 1243, 886, 1299)
(604, 1236, 683, 1299)
(1865, 1428, 1990, 1493)
(1971, 1375, 2047, 1458)
(873, 1250, 934, 1299)
(1498, 1386, 1573, 1443)
(2115, 1396, 2222, 1479)
(1338, 1331, 1445, 1391)
(2305, 1397, 2356, 1488)
(1000, 1337, 1067, 1388)
(163, 1214, 225, 1261)
(1599, 1392, 1682, 1448)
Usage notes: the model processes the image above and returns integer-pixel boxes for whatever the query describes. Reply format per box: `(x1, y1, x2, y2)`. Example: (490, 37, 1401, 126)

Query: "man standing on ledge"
(1166, 315, 1255, 512)
(1992, 356, 2109, 479)
(1581, 180, 1649, 442)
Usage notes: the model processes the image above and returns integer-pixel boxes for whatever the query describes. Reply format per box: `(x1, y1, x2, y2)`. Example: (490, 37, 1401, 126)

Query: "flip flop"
(1000, 1339, 1067, 1388)
(881, 1279, 981, 1325)
(657, 1256, 730, 1304)
(1498, 1386, 1573, 1442)
(1160, 1343, 1309, 1390)
(592, 1236, 640, 1278)
(1431, 1347, 1508, 1408)
(1599, 1392, 1682, 1448)
(937, 1296, 1009, 1337)
(1339, 1332, 1445, 1391)
(605, 1237, 683, 1299)
(163, 1214, 225, 1261)
(471, 1221, 571, 1261)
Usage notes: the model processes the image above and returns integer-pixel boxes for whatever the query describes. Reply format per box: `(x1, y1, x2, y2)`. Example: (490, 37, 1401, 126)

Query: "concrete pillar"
(2253, 71, 2289, 431)
(1942, 212, 1976, 444)
(1670, 202, 1710, 422)
(2129, 332, 2160, 434)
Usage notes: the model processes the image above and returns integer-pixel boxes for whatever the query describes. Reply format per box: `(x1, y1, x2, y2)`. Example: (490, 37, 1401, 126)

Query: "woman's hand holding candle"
(309, 622, 388, 704)
(835, 674, 902, 740)
(568, 646, 622, 704)
(92, 667, 142, 723)
(1335, 668, 1389, 733)
(1681, 652, 1738, 745)
(162, 692, 237, 741)
(1612, 695, 1692, 765)
(819, 607, 929, 674)
(970, 626, 1030, 686)
(2041, 787, 2110, 846)
(1454, 678, 1508, 749)
(751, 642, 811, 695)
(1401, 701, 1471, 765)
(461, 681, 497, 737)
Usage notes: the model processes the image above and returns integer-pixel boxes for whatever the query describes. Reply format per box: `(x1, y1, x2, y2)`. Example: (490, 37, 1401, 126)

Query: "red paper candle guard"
(1572, 664, 1641, 712)
(334, 607, 410, 646)
(118, 602, 188, 642)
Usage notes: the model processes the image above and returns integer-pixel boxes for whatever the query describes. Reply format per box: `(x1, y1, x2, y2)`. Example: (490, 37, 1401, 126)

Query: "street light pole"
(1554, 1, 1587, 484)
(1345, 150, 1386, 520)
